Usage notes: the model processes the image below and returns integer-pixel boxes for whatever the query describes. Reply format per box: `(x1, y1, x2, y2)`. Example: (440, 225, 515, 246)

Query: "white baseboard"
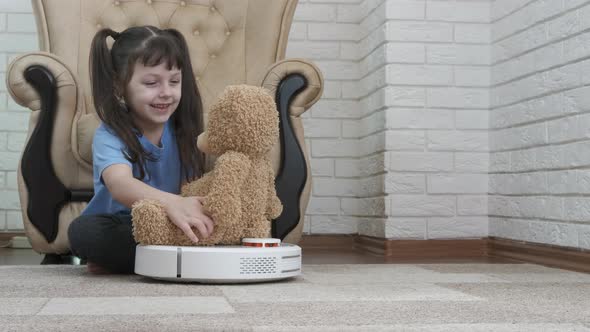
(10, 236, 32, 249)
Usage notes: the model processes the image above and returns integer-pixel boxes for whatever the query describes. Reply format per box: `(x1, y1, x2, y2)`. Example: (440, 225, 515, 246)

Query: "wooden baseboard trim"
(488, 237, 590, 273)
(353, 235, 488, 258)
(300, 234, 590, 272)
(0, 232, 25, 242)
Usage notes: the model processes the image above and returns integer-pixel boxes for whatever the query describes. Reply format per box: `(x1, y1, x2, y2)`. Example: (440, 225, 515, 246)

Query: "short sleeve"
(92, 125, 132, 183)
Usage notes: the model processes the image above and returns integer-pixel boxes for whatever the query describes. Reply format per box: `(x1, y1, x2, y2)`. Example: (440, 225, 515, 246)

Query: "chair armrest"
(260, 58, 322, 241)
(260, 58, 324, 117)
(6, 52, 91, 175)
(6, 52, 93, 244)
(7, 52, 79, 112)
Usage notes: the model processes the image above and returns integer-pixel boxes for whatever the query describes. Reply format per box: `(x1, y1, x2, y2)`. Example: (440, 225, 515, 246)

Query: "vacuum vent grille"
(239, 256, 278, 274)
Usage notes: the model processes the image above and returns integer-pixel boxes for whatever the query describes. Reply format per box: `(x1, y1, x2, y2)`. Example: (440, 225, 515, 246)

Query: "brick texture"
(3, 0, 585, 251)
(490, 0, 590, 250)
(0, 0, 34, 232)
(0, 0, 492, 240)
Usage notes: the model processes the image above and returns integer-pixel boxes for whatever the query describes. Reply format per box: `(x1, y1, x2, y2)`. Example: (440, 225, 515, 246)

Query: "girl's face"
(124, 61, 182, 133)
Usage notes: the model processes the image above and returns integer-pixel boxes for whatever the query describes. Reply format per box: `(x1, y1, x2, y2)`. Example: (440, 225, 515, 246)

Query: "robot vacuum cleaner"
(134, 238, 302, 283)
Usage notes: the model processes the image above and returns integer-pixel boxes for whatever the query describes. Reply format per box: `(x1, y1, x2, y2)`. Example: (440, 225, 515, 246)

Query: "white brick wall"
(363, 0, 490, 240)
(0, 0, 493, 241)
(490, 0, 590, 250)
(5, 0, 587, 251)
(0, 0, 35, 232)
(293, 0, 365, 235)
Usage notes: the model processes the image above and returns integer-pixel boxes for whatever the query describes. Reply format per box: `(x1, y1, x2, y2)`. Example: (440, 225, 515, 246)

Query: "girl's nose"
(159, 85, 171, 98)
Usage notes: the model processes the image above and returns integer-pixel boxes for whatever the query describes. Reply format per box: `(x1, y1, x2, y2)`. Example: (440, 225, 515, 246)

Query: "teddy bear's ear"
(197, 132, 210, 154)
(205, 85, 279, 155)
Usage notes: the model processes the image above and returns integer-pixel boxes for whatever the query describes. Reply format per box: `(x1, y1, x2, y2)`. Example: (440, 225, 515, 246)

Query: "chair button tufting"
(147, 0, 152, 4)
(210, 54, 216, 59)
(193, 29, 199, 36)
(225, 31, 230, 36)
(210, 6, 215, 12)
(195, 76, 200, 81)
(180, 1, 186, 6)
(96, 23, 102, 29)
(114, 0, 120, 5)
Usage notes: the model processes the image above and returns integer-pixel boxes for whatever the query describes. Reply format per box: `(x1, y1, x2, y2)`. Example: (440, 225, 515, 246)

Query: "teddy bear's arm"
(205, 151, 251, 226)
(180, 171, 213, 197)
(266, 167, 283, 220)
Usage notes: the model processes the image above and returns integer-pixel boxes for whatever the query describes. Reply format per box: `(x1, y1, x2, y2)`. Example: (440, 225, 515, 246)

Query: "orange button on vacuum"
(242, 238, 281, 248)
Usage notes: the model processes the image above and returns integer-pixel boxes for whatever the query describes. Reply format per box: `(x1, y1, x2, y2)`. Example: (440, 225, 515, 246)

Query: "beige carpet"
(1, 263, 590, 331)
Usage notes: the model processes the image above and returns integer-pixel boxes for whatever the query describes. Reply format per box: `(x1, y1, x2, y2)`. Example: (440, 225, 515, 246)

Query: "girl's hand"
(164, 196, 214, 243)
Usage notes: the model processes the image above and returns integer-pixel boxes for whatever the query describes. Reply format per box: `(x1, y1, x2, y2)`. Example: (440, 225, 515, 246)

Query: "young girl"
(68, 26, 213, 274)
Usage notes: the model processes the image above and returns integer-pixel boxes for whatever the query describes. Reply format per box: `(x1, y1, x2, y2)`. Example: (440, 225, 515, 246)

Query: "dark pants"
(68, 213, 137, 274)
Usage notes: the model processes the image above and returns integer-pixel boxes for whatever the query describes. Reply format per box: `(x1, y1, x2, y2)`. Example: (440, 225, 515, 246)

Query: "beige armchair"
(6, 0, 323, 260)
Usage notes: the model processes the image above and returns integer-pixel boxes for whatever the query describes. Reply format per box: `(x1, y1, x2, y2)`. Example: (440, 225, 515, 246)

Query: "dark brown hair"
(90, 26, 203, 182)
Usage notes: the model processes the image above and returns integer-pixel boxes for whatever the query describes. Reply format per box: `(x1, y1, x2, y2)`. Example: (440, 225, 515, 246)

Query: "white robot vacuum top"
(134, 238, 302, 283)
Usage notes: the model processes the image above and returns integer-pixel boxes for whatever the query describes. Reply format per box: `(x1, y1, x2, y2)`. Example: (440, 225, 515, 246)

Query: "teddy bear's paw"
(180, 176, 211, 197)
(131, 200, 166, 223)
(200, 228, 226, 245)
(132, 199, 164, 211)
(216, 237, 242, 246)
(131, 199, 175, 245)
(241, 226, 271, 239)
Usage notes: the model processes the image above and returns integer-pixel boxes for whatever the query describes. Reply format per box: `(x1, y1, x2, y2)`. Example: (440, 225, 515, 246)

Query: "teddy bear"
(131, 85, 283, 246)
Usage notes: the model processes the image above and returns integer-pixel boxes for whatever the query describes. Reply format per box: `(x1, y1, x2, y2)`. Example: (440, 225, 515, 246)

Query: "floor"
(1, 246, 590, 331)
(0, 247, 45, 265)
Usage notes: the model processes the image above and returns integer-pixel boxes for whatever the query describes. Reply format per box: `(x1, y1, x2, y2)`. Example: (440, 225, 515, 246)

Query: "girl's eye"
(170, 80, 180, 85)
(144, 82, 157, 86)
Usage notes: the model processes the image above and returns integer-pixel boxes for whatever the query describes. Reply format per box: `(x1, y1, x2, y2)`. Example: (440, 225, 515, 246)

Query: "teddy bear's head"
(197, 85, 279, 156)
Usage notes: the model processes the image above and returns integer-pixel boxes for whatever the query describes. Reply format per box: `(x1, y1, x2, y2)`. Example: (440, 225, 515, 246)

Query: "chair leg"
(40, 253, 85, 265)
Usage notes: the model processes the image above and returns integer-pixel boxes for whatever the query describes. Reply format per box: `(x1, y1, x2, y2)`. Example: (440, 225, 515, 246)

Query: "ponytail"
(90, 28, 119, 120)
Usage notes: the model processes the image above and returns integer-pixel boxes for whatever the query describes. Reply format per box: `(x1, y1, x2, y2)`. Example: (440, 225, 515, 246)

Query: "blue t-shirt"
(82, 121, 182, 215)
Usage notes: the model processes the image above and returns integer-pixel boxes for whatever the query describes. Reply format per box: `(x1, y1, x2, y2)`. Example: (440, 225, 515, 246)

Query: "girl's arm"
(103, 164, 213, 243)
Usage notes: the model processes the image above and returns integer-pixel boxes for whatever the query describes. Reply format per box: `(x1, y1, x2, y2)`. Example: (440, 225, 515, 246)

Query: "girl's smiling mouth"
(151, 103, 172, 110)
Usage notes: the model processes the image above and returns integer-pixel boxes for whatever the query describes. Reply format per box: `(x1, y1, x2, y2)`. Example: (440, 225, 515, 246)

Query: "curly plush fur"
(131, 85, 283, 246)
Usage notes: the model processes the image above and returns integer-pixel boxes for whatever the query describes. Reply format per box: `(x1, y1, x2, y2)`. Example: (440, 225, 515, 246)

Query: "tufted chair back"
(7, 0, 323, 255)
(40, 0, 299, 166)
(52, 0, 293, 116)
